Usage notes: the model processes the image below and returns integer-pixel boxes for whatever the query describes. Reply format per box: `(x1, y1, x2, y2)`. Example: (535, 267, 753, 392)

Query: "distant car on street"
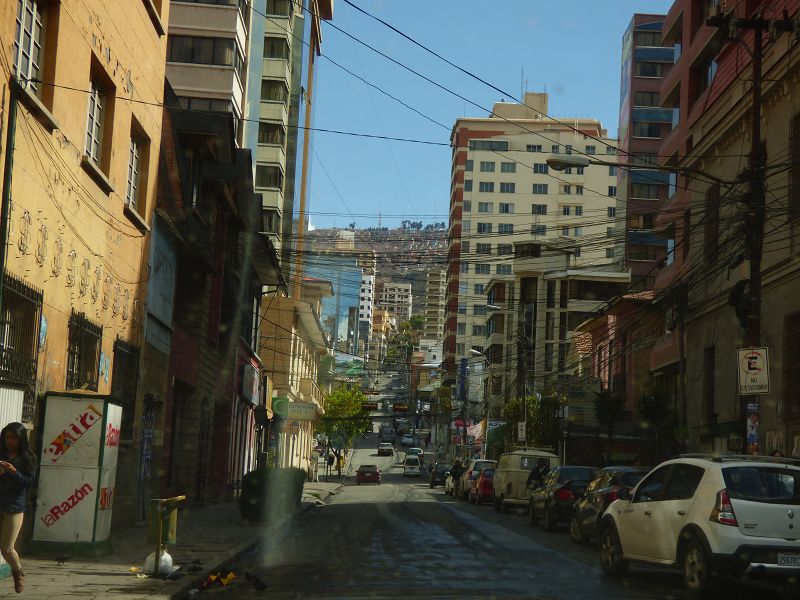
(528, 465, 597, 530)
(459, 459, 497, 501)
(377, 442, 394, 457)
(403, 456, 421, 477)
(406, 447, 424, 462)
(469, 468, 495, 505)
(400, 433, 414, 447)
(356, 464, 381, 485)
(430, 462, 453, 488)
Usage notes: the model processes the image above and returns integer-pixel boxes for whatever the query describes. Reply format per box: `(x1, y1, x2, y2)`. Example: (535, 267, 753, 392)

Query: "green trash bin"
(147, 495, 186, 576)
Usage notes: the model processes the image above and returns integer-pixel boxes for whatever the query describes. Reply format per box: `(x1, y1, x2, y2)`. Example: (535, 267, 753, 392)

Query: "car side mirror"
(616, 488, 631, 501)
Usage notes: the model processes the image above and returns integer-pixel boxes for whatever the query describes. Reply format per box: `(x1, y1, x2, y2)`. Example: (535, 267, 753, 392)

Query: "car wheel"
(569, 514, 587, 543)
(527, 500, 537, 526)
(599, 526, 629, 576)
(683, 539, 711, 594)
(544, 504, 557, 532)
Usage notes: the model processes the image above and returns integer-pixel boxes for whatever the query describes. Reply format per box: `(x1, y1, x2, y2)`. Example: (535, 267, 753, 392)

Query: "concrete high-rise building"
(617, 14, 673, 290)
(378, 281, 413, 322)
(444, 93, 620, 380)
(424, 269, 447, 341)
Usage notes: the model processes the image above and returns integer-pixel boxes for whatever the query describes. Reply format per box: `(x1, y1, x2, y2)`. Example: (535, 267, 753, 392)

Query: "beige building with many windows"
(424, 269, 447, 341)
(444, 93, 621, 383)
(378, 281, 412, 322)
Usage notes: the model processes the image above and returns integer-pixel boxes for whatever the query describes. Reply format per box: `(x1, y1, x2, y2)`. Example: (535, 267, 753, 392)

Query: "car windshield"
(472, 460, 494, 471)
(359, 465, 378, 472)
(435, 464, 452, 473)
(559, 467, 596, 483)
(723, 466, 800, 504)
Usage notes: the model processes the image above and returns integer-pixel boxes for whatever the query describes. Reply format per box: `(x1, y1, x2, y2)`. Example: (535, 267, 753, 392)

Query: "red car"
(356, 464, 381, 485)
(469, 468, 495, 504)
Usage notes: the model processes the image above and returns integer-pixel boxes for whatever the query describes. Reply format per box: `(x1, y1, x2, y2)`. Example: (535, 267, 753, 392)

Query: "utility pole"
(706, 9, 793, 453)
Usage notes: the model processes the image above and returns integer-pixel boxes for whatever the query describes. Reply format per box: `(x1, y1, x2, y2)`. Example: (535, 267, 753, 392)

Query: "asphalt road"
(206, 436, 795, 600)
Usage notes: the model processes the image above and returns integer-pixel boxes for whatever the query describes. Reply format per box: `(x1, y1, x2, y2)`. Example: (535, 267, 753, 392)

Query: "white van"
(403, 456, 421, 477)
(492, 448, 560, 512)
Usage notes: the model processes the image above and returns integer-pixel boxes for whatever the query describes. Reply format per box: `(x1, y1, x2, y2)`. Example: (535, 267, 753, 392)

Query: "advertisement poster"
(746, 400, 760, 455)
(32, 467, 100, 543)
(39, 398, 105, 468)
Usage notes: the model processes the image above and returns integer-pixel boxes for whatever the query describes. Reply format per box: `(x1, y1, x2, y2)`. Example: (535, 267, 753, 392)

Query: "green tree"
(594, 389, 626, 464)
(317, 354, 335, 389)
(408, 314, 425, 332)
(319, 384, 370, 451)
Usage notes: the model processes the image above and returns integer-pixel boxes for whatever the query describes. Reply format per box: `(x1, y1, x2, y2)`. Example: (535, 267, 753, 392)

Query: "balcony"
(256, 143, 286, 168)
(263, 58, 292, 85)
(169, 1, 248, 58)
(260, 100, 288, 125)
(166, 63, 244, 115)
(300, 377, 325, 413)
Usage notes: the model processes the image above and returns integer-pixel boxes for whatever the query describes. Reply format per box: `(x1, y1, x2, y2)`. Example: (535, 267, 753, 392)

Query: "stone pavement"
(10, 481, 341, 600)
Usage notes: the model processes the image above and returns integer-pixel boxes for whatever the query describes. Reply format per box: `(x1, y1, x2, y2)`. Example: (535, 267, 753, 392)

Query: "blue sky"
(306, 0, 673, 230)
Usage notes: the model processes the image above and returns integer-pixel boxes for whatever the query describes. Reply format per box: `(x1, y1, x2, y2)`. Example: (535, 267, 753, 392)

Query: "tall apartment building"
(618, 14, 674, 290)
(378, 281, 413, 322)
(424, 269, 447, 341)
(444, 93, 620, 380)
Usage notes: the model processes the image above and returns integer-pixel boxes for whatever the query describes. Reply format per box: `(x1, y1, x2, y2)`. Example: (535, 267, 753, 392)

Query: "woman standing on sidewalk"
(0, 422, 37, 593)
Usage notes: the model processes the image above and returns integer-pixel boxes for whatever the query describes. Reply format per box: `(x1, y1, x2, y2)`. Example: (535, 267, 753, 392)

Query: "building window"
(460, 263, 469, 273)
(472, 325, 486, 336)
(633, 122, 661, 138)
(258, 122, 286, 145)
(634, 90, 660, 106)
(498, 224, 513, 234)
(470, 140, 509, 151)
(496, 264, 512, 275)
(261, 78, 289, 104)
(606, 146, 618, 155)
(607, 227, 616, 237)
(532, 184, 549, 194)
(608, 206, 616, 217)
(479, 161, 495, 172)
(574, 226, 583, 236)
(497, 244, 513, 255)
(13, 0, 45, 96)
(563, 185, 571, 195)
(533, 224, 546, 236)
(462, 241, 470, 254)
(478, 202, 493, 213)
(561, 226, 570, 236)
(177, 96, 232, 113)
(565, 145, 573, 155)
(458, 303, 466, 315)
(608, 186, 617, 197)
(630, 183, 659, 199)
(629, 214, 655, 229)
(574, 205, 583, 216)
(704, 183, 719, 263)
(544, 343, 553, 371)
(533, 163, 548, 174)
(264, 36, 290, 59)
(635, 30, 662, 46)
(266, 0, 292, 16)
(475, 264, 491, 274)
(784, 313, 800, 416)
(635, 62, 663, 77)
(66, 310, 102, 392)
(476, 243, 492, 255)
(474, 284, 484, 294)
(551, 144, 560, 154)
(585, 145, 596, 155)
(256, 164, 283, 189)
(463, 200, 472, 213)
(606, 248, 614, 258)
(168, 35, 243, 79)
(85, 78, 106, 165)
(527, 144, 542, 152)
(457, 323, 466, 335)
(464, 180, 473, 192)
(465, 159, 474, 171)
(501, 162, 516, 173)
(499, 203, 514, 213)
(126, 131, 148, 211)
(477, 223, 492, 234)
(473, 305, 486, 316)
(608, 165, 617, 176)
(575, 185, 584, 195)
(533, 203, 547, 215)
(500, 182, 515, 193)
(478, 182, 494, 193)
(628, 245, 658, 261)
(562, 206, 571, 216)
(462, 219, 471, 232)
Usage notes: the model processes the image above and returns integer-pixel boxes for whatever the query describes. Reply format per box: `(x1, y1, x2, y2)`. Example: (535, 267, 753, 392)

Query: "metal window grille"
(0, 273, 43, 422)
(85, 79, 104, 163)
(126, 136, 141, 208)
(13, 0, 43, 94)
(66, 310, 102, 391)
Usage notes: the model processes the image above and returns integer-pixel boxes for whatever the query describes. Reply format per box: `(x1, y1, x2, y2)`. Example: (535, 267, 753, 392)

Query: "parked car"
(403, 456, 421, 477)
(430, 462, 453, 488)
(377, 442, 394, 457)
(356, 464, 382, 485)
(493, 449, 561, 512)
(400, 433, 415, 447)
(529, 466, 597, 530)
(569, 466, 649, 543)
(407, 447, 424, 462)
(469, 468, 495, 505)
(600, 455, 800, 594)
(380, 427, 395, 443)
(459, 459, 497, 500)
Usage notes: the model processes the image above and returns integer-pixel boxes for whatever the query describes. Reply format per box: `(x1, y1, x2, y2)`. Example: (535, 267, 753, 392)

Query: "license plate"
(777, 553, 800, 567)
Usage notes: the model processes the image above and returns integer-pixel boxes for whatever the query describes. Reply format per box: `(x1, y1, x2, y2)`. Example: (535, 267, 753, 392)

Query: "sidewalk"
(14, 482, 341, 600)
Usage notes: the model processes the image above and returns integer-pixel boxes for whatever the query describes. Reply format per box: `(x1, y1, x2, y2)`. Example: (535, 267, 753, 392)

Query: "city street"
(203, 436, 796, 600)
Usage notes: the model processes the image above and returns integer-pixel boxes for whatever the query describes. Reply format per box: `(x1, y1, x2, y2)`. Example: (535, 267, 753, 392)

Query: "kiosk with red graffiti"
(31, 392, 122, 554)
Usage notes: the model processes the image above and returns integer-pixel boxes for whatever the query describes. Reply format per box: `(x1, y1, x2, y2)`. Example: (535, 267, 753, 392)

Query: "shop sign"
(240, 363, 259, 405)
(288, 402, 317, 421)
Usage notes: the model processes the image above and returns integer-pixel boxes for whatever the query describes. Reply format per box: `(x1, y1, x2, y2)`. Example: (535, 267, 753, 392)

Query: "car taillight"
(555, 488, 574, 501)
(710, 489, 738, 526)
(607, 488, 618, 503)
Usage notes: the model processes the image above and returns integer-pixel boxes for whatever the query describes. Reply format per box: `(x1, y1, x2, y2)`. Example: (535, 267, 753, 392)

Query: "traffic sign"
(737, 347, 770, 394)
(466, 435, 475, 447)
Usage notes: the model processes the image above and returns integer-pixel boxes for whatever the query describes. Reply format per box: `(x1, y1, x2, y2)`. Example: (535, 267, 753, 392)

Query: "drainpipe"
(0, 78, 19, 309)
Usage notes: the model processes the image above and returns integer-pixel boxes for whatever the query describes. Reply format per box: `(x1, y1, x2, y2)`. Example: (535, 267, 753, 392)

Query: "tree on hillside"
(595, 389, 626, 465)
